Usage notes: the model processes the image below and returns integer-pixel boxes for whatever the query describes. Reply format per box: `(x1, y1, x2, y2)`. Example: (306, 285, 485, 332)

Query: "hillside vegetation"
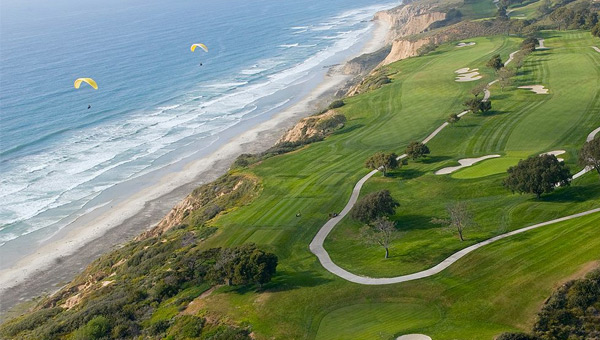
(2, 0, 600, 339)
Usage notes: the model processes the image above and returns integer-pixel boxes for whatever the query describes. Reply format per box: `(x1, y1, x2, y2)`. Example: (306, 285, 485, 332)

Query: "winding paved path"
(592, 46, 600, 53)
(309, 48, 600, 285)
(573, 127, 600, 179)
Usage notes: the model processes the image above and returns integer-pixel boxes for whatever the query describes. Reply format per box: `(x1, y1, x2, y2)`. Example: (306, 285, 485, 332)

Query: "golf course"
(195, 30, 600, 339)
(2, 0, 600, 338)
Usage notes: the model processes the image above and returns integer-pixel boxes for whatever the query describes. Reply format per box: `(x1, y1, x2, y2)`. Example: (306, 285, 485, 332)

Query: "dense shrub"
(72, 316, 111, 340)
(328, 99, 345, 109)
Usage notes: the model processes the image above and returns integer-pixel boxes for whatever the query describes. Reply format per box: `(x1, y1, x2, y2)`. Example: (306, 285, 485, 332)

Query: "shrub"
(328, 100, 345, 109)
(166, 315, 205, 338)
(73, 316, 111, 340)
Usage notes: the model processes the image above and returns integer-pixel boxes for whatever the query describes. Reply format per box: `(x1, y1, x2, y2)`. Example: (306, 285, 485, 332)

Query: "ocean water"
(0, 0, 397, 265)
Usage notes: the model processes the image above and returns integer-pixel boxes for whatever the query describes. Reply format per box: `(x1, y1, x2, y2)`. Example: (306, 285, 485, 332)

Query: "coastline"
(0, 18, 390, 315)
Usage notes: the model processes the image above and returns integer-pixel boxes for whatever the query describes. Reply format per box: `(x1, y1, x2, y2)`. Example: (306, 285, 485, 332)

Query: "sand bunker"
(542, 150, 566, 162)
(518, 85, 549, 94)
(397, 335, 432, 340)
(455, 68, 482, 82)
(435, 155, 501, 175)
(457, 42, 476, 48)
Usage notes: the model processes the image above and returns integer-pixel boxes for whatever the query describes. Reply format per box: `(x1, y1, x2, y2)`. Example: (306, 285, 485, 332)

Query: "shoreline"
(0, 18, 390, 315)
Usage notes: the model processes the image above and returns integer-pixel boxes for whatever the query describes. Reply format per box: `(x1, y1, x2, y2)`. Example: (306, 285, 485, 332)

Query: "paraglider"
(190, 43, 208, 53)
(74, 78, 98, 90)
(190, 43, 208, 66)
(74, 78, 97, 109)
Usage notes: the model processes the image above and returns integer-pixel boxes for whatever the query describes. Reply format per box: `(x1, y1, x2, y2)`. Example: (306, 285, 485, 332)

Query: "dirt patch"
(181, 286, 219, 315)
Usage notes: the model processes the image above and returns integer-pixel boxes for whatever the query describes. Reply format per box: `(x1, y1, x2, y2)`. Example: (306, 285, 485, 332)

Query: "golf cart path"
(573, 126, 600, 179)
(592, 46, 600, 53)
(309, 47, 600, 285)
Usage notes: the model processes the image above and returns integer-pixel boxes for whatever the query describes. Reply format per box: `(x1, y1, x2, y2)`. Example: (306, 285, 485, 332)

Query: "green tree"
(210, 244, 278, 287)
(550, 7, 575, 30)
(360, 217, 398, 259)
(592, 22, 600, 38)
(578, 137, 600, 179)
(521, 37, 539, 51)
(503, 154, 572, 199)
(498, 67, 515, 91)
(351, 190, 399, 223)
(496, 6, 509, 20)
(479, 100, 492, 113)
(365, 152, 399, 176)
(471, 82, 488, 98)
(432, 202, 476, 241)
(486, 54, 504, 71)
(405, 141, 430, 160)
(447, 113, 461, 124)
(496, 333, 538, 340)
(537, 0, 552, 16)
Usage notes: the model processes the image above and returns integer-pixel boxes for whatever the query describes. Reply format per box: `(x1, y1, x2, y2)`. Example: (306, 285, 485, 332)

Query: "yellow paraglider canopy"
(190, 43, 208, 53)
(74, 78, 98, 90)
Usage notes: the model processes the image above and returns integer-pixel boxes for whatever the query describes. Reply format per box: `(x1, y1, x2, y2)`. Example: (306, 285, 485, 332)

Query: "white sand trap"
(456, 42, 476, 48)
(435, 155, 501, 175)
(455, 68, 482, 82)
(542, 150, 566, 162)
(518, 85, 549, 94)
(397, 335, 432, 340)
(592, 46, 600, 53)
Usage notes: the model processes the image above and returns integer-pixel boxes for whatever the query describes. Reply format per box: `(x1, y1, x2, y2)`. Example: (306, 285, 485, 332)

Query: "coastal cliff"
(374, 4, 446, 42)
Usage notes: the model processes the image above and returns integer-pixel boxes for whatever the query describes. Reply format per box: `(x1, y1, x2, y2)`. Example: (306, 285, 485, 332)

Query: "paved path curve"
(592, 46, 600, 53)
(573, 126, 600, 179)
(309, 48, 600, 285)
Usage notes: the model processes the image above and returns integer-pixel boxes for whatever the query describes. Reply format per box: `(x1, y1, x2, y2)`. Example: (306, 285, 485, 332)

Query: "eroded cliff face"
(374, 5, 446, 43)
(380, 38, 433, 66)
(278, 110, 346, 144)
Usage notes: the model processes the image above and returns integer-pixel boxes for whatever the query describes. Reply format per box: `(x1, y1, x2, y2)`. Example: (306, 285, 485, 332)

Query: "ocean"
(0, 0, 398, 270)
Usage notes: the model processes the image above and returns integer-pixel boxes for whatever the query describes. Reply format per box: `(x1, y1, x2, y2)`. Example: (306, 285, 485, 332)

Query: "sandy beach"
(0, 18, 390, 314)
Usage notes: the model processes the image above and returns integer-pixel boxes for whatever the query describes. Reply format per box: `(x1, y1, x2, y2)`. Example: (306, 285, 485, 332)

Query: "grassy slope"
(186, 31, 600, 340)
(325, 30, 600, 278)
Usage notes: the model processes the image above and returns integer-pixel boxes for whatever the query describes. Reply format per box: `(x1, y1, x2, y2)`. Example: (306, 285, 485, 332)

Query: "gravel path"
(309, 52, 600, 285)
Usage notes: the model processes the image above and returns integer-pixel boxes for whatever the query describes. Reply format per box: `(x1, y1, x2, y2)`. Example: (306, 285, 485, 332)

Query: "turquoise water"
(0, 0, 397, 258)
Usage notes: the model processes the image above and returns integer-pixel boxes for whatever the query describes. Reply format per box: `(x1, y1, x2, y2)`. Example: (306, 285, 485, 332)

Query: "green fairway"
(189, 32, 600, 339)
(315, 303, 440, 340)
(325, 31, 600, 278)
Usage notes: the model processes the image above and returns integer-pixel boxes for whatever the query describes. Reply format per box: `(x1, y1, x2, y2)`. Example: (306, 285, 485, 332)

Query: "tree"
(521, 37, 539, 52)
(578, 137, 600, 179)
(210, 244, 278, 287)
(471, 82, 488, 98)
(479, 100, 492, 113)
(592, 22, 600, 38)
(365, 152, 399, 176)
(351, 190, 399, 223)
(503, 154, 572, 199)
(464, 98, 482, 113)
(486, 54, 504, 71)
(496, 333, 538, 340)
(432, 202, 476, 241)
(447, 113, 461, 124)
(360, 217, 398, 258)
(550, 7, 574, 30)
(496, 5, 509, 20)
(405, 141, 430, 160)
(537, 0, 552, 16)
(498, 67, 515, 91)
